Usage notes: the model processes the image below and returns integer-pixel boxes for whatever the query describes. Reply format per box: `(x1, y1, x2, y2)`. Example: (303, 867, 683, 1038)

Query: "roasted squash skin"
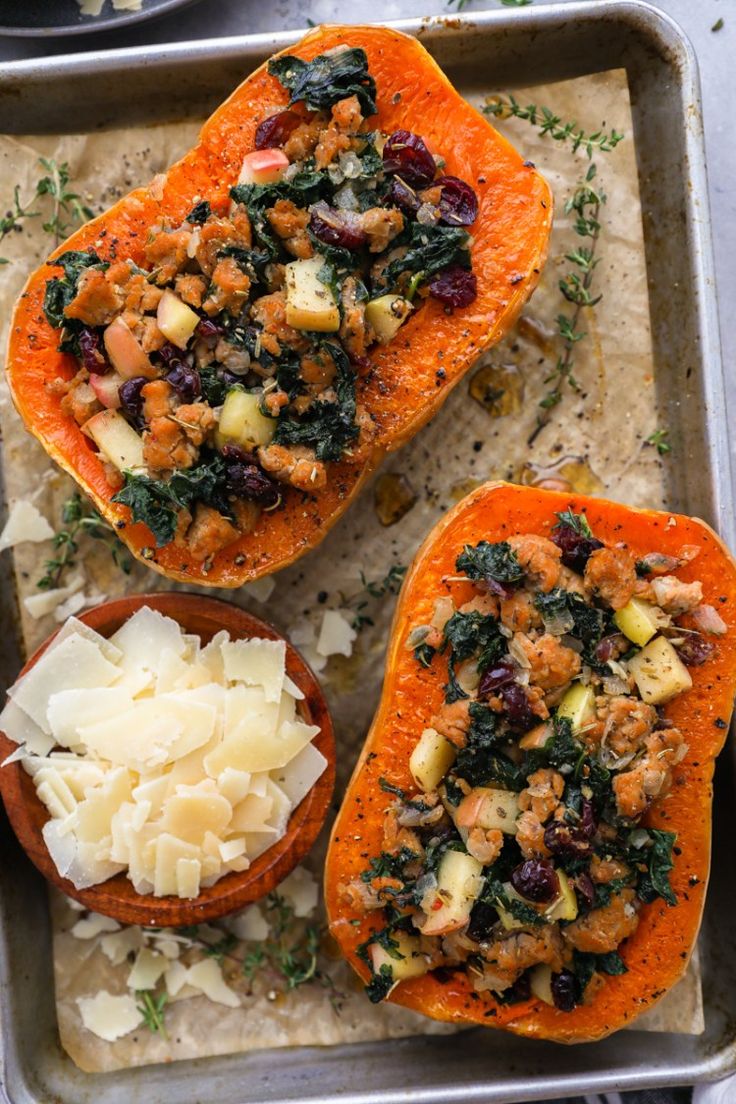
(6, 26, 552, 587)
(325, 481, 736, 1043)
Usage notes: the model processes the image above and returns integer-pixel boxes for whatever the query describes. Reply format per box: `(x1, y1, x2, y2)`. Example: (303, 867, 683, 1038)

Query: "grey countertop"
(1, 0, 733, 462)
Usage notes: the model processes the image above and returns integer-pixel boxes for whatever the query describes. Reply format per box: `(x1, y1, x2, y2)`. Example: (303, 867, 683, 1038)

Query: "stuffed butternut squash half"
(325, 482, 736, 1042)
(6, 27, 551, 586)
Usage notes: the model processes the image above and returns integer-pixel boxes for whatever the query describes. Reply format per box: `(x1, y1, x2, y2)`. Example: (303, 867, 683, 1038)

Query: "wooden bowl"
(0, 593, 335, 927)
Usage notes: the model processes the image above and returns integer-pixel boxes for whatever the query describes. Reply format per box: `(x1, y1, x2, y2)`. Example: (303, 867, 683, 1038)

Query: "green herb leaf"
(268, 48, 377, 116)
(456, 540, 525, 585)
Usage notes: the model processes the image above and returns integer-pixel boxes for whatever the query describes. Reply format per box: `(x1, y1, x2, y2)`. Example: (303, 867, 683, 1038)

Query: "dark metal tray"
(1, 3, 735, 1101)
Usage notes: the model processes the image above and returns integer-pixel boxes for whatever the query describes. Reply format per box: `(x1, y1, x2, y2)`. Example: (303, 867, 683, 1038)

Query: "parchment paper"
(0, 68, 701, 1072)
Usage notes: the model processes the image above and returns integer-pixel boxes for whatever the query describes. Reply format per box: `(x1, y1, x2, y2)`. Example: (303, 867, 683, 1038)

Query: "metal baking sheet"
(1, 2, 734, 1101)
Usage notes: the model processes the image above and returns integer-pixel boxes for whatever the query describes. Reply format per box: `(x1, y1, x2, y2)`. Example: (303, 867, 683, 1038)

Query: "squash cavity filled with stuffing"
(6, 26, 551, 585)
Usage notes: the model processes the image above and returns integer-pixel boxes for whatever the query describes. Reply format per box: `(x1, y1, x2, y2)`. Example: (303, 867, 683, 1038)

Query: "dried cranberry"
(254, 109, 301, 150)
(467, 900, 499, 942)
(157, 341, 182, 366)
(196, 318, 225, 339)
(498, 972, 532, 1005)
(118, 376, 148, 429)
(222, 445, 280, 508)
(309, 204, 367, 250)
(478, 659, 516, 697)
(595, 634, 626, 663)
(497, 682, 536, 732)
(435, 175, 479, 226)
(388, 176, 421, 215)
(573, 872, 595, 911)
(428, 265, 477, 309)
(551, 524, 604, 574)
(511, 860, 559, 903)
(544, 821, 592, 860)
(382, 130, 437, 189)
(675, 633, 714, 666)
(551, 970, 578, 1012)
(580, 799, 596, 839)
(78, 328, 109, 374)
(166, 362, 201, 403)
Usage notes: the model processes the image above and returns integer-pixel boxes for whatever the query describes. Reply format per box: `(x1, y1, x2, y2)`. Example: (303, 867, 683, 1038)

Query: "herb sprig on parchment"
(0, 157, 93, 265)
(484, 95, 623, 440)
(36, 492, 130, 592)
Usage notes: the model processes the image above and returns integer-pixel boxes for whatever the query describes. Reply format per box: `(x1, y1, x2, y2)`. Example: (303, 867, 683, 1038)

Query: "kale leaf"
(112, 452, 230, 547)
(534, 587, 609, 664)
(637, 829, 677, 907)
(230, 171, 326, 256)
(484, 879, 545, 927)
(273, 343, 358, 461)
(441, 611, 502, 662)
(572, 950, 627, 996)
(268, 48, 377, 116)
(218, 244, 272, 282)
(186, 199, 211, 224)
(360, 846, 418, 885)
(454, 703, 524, 791)
(198, 365, 229, 407)
(456, 540, 525, 586)
(43, 249, 106, 352)
(381, 223, 471, 292)
(365, 964, 394, 1003)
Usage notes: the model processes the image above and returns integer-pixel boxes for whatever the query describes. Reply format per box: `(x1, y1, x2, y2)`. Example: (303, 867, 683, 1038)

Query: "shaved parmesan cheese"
(77, 0, 105, 16)
(76, 991, 141, 1041)
(70, 912, 121, 939)
(242, 576, 276, 603)
(271, 742, 328, 807)
(316, 609, 357, 658)
(226, 904, 269, 941)
(221, 638, 286, 702)
(164, 959, 190, 997)
(0, 699, 55, 756)
(47, 687, 133, 748)
(113, 0, 144, 12)
(23, 574, 85, 620)
(186, 958, 240, 1007)
(127, 947, 167, 990)
(100, 926, 143, 965)
(153, 937, 181, 960)
(9, 607, 324, 901)
(0, 500, 54, 551)
(54, 590, 106, 624)
(9, 633, 120, 732)
(278, 867, 318, 917)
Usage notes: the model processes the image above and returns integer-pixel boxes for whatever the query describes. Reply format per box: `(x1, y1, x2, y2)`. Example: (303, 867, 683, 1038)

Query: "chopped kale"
(268, 48, 377, 117)
(308, 236, 356, 273)
(443, 662, 468, 704)
(637, 829, 677, 907)
(567, 593, 609, 660)
(275, 353, 304, 400)
(484, 879, 545, 927)
(441, 611, 502, 662)
(186, 199, 212, 224)
(382, 223, 471, 292)
(467, 701, 504, 748)
(423, 835, 466, 877)
(455, 706, 523, 791)
(218, 244, 272, 282)
(572, 949, 627, 995)
(592, 876, 631, 910)
(534, 588, 571, 626)
(586, 758, 613, 810)
(112, 452, 230, 547)
(231, 171, 327, 256)
(553, 508, 594, 538)
(365, 964, 394, 1003)
(198, 365, 229, 407)
(273, 342, 358, 462)
(456, 540, 525, 586)
(360, 846, 418, 885)
(443, 777, 465, 807)
(43, 249, 106, 353)
(356, 135, 383, 177)
(414, 641, 436, 668)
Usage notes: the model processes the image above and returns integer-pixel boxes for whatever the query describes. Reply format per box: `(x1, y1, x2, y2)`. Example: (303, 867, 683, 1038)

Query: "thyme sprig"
(0, 158, 92, 264)
(36, 492, 130, 591)
(484, 95, 624, 157)
(646, 428, 671, 456)
(136, 990, 168, 1037)
(345, 563, 407, 632)
(528, 163, 606, 444)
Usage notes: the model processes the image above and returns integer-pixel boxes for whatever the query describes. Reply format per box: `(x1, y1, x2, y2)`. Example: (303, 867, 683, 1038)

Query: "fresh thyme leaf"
(1, 158, 91, 265)
(36, 491, 130, 591)
(553, 508, 593, 537)
(136, 990, 168, 1037)
(268, 48, 377, 116)
(645, 428, 671, 456)
(484, 96, 624, 156)
(712, 17, 724, 31)
(500, 0, 533, 5)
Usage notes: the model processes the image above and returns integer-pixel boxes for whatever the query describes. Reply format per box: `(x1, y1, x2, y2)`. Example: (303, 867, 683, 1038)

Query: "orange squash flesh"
(325, 481, 736, 1042)
(6, 26, 552, 587)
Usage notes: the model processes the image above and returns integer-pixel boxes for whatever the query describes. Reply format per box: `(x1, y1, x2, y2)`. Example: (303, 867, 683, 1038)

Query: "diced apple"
(90, 372, 124, 410)
(546, 870, 578, 922)
(557, 683, 596, 734)
(83, 410, 145, 472)
(239, 148, 290, 186)
(103, 317, 156, 380)
(215, 390, 276, 451)
(455, 787, 519, 835)
(409, 727, 456, 792)
(284, 256, 340, 333)
(365, 295, 413, 345)
(627, 635, 693, 705)
(614, 597, 665, 647)
(157, 289, 200, 350)
(419, 850, 483, 936)
(529, 963, 554, 1005)
(368, 930, 428, 985)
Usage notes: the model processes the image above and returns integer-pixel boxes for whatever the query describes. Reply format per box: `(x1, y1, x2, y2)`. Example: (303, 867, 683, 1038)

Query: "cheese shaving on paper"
(0, 500, 54, 551)
(3, 606, 326, 897)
